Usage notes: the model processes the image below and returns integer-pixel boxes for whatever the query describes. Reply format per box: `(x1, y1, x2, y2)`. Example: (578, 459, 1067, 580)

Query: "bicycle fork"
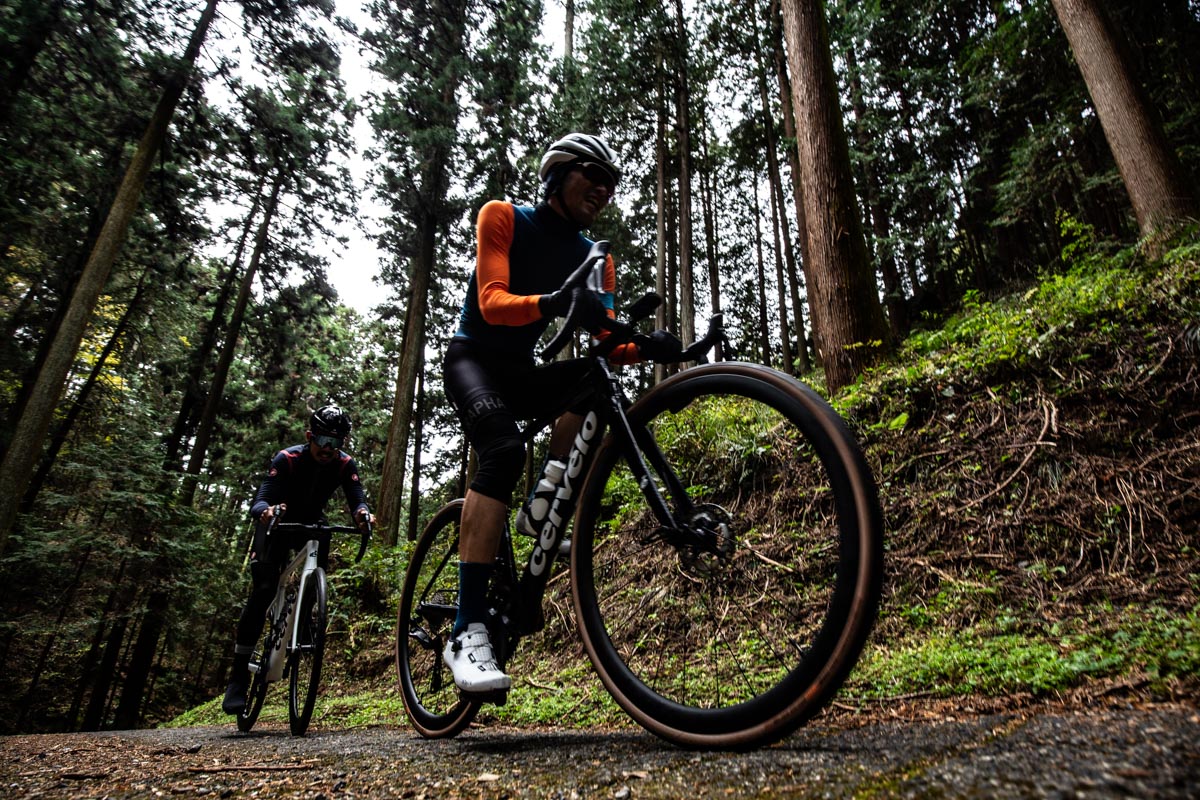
(288, 541, 322, 656)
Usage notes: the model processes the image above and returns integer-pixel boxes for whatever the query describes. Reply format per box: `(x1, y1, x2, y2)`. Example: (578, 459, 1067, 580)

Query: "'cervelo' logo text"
(529, 411, 599, 577)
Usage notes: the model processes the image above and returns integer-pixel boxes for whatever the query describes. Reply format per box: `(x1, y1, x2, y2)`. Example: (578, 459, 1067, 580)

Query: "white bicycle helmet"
(538, 133, 621, 189)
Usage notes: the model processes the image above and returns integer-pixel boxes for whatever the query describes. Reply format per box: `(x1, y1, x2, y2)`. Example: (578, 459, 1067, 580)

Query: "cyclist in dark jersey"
(221, 404, 374, 715)
(441, 133, 681, 693)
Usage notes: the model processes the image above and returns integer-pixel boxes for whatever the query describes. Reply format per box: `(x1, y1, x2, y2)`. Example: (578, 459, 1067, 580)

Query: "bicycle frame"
(499, 348, 701, 645)
(257, 536, 322, 683)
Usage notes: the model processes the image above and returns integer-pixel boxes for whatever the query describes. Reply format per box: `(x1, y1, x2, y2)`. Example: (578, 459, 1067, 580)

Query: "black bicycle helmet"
(538, 133, 621, 198)
(309, 404, 351, 438)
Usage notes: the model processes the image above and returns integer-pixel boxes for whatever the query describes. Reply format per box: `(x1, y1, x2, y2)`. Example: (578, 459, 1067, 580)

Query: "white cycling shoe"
(443, 622, 512, 693)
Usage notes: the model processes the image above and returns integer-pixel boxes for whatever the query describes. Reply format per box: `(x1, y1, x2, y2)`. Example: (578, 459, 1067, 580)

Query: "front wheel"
(572, 362, 884, 749)
(395, 499, 480, 738)
(288, 568, 327, 736)
(237, 629, 273, 733)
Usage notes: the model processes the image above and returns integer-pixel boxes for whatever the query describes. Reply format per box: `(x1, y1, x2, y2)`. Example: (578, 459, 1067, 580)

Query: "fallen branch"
(950, 399, 1055, 515)
(186, 763, 316, 774)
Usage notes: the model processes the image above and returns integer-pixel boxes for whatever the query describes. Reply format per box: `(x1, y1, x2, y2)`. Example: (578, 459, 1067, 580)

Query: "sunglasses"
(311, 434, 344, 449)
(577, 162, 616, 196)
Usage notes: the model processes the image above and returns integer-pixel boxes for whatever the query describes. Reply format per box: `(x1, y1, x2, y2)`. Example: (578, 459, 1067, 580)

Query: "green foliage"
(836, 228, 1199, 417)
(849, 604, 1200, 700)
(481, 665, 627, 729)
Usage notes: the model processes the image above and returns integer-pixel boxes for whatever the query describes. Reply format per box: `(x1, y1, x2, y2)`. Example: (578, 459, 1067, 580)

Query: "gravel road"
(2, 701, 1197, 799)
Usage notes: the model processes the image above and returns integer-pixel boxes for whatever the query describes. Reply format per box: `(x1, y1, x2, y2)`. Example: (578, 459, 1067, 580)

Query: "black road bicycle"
(237, 516, 370, 736)
(396, 242, 884, 750)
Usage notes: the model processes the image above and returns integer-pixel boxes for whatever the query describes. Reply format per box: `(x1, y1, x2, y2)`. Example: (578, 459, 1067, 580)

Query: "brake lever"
(541, 242, 612, 361)
(677, 313, 726, 363)
(356, 521, 372, 563)
(264, 505, 283, 536)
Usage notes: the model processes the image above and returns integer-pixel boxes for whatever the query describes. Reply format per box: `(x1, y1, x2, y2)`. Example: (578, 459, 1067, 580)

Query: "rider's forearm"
(475, 200, 541, 326)
(478, 279, 542, 325)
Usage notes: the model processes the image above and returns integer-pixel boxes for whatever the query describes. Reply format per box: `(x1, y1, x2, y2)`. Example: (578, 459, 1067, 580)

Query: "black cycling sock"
(230, 651, 250, 683)
(453, 561, 493, 636)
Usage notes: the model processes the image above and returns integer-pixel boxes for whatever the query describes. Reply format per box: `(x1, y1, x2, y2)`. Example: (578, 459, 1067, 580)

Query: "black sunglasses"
(311, 433, 344, 449)
(577, 162, 616, 195)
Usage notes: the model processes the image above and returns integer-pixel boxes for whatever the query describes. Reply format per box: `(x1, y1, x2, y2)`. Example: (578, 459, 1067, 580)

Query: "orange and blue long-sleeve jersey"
(454, 200, 639, 364)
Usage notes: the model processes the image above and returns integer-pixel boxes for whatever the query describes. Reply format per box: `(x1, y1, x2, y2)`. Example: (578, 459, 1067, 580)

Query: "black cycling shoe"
(221, 681, 248, 715)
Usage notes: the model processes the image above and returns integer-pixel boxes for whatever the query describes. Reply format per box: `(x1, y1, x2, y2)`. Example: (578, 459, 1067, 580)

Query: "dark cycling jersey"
(249, 444, 368, 524)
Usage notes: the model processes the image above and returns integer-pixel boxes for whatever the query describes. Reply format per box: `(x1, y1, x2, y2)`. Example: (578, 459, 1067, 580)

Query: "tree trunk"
(655, 54, 669, 385)
(2, 138, 125, 456)
(697, 127, 727, 363)
(779, 0, 891, 393)
(376, 0, 466, 544)
(379, 277, 430, 545)
(69, 558, 127, 729)
(1049, 0, 1196, 239)
(81, 616, 127, 731)
(752, 183, 772, 366)
(769, 0, 812, 373)
(457, 438, 471, 500)
(672, 0, 696, 355)
(17, 545, 92, 729)
(378, 216, 439, 545)
(163, 190, 263, 471)
(564, 0, 575, 61)
(750, 4, 797, 373)
(698, 129, 721, 316)
(114, 586, 170, 729)
(0, 0, 219, 551)
(405, 368, 425, 543)
(180, 173, 284, 506)
(22, 272, 151, 511)
(768, 174, 795, 374)
(845, 40, 908, 338)
(0, 0, 68, 128)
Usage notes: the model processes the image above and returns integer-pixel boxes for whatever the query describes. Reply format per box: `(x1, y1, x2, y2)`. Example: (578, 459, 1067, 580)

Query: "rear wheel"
(572, 363, 884, 749)
(396, 500, 480, 738)
(288, 568, 327, 736)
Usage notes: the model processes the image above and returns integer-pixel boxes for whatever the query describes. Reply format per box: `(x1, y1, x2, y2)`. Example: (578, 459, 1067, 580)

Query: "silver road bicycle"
(237, 516, 370, 736)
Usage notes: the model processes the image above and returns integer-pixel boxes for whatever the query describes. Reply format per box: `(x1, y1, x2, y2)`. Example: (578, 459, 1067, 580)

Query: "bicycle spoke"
(396, 500, 479, 738)
(574, 365, 883, 748)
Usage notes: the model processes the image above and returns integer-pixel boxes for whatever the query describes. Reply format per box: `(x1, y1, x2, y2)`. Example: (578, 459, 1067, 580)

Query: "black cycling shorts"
(442, 337, 590, 501)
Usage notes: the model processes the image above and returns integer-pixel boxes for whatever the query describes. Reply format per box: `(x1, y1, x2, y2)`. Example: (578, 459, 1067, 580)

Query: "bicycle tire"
(237, 629, 272, 733)
(572, 362, 884, 749)
(288, 567, 327, 736)
(395, 499, 480, 738)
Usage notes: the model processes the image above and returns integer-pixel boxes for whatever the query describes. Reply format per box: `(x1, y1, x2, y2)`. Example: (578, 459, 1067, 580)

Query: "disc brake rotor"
(677, 503, 735, 579)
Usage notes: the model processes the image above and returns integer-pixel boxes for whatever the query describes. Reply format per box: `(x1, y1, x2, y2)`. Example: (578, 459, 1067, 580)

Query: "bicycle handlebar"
(268, 518, 373, 563)
(541, 241, 611, 361)
(539, 241, 729, 365)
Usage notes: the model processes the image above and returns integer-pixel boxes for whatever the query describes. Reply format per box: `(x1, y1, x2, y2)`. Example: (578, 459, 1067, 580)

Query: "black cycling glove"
(538, 287, 573, 319)
(538, 287, 609, 334)
(637, 330, 683, 363)
(572, 288, 609, 334)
